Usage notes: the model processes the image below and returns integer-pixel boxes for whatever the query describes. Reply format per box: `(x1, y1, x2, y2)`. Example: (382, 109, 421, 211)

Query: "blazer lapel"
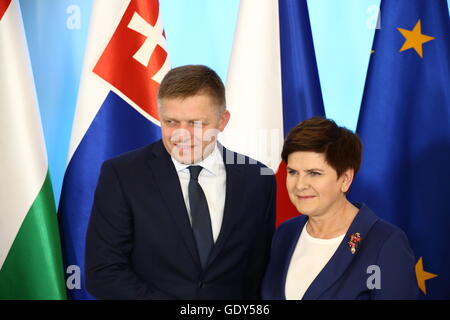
(146, 141, 200, 267)
(207, 145, 247, 266)
(302, 203, 379, 300)
(280, 216, 308, 299)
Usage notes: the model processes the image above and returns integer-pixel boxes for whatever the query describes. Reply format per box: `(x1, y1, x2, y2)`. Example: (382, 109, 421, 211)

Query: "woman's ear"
(341, 168, 355, 193)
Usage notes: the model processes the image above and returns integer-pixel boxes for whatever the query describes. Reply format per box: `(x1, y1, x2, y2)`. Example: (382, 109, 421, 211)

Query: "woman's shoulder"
(270, 214, 308, 245)
(276, 214, 308, 233)
(370, 215, 409, 242)
(356, 203, 412, 249)
(356, 203, 406, 237)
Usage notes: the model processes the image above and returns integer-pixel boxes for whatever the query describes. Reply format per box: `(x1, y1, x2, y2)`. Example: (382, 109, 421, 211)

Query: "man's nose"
(171, 127, 192, 142)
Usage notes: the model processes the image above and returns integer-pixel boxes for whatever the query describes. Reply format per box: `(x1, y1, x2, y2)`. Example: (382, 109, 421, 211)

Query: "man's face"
(159, 93, 230, 164)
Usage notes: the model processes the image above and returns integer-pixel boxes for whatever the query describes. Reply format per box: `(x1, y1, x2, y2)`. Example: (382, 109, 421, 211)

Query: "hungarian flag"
(222, 0, 325, 226)
(58, 0, 170, 299)
(0, 0, 66, 299)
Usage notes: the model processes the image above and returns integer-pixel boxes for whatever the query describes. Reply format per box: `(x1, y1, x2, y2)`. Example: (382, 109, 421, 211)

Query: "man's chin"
(164, 141, 216, 164)
(171, 148, 203, 164)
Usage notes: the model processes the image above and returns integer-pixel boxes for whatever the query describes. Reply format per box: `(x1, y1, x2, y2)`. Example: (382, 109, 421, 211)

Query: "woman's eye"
(287, 170, 297, 176)
(309, 171, 321, 176)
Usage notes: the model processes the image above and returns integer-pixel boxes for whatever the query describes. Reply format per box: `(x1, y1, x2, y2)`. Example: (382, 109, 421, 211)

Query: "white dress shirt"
(285, 222, 345, 300)
(171, 144, 226, 242)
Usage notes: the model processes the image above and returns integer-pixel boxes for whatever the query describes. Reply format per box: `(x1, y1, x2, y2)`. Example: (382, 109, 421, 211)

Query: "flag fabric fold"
(350, 0, 450, 299)
(278, 0, 325, 135)
(221, 0, 284, 174)
(222, 0, 325, 226)
(0, 0, 66, 299)
(277, 0, 326, 226)
(58, 0, 169, 299)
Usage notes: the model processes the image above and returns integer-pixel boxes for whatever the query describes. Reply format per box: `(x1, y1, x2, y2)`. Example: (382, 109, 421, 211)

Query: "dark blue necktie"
(188, 166, 214, 268)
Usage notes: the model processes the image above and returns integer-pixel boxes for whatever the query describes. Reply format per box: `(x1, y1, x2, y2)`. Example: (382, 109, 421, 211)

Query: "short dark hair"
(281, 117, 362, 178)
(158, 65, 226, 112)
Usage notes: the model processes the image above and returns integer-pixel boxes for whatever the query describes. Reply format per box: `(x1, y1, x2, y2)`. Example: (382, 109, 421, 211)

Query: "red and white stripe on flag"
(93, 0, 169, 122)
(0, 0, 12, 20)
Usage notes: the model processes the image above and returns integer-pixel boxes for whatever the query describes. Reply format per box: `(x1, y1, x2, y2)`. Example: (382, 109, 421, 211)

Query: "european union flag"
(350, 0, 450, 299)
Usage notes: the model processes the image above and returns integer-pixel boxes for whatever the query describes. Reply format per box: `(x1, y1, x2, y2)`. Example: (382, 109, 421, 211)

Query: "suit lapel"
(207, 145, 247, 266)
(302, 204, 379, 300)
(146, 141, 200, 267)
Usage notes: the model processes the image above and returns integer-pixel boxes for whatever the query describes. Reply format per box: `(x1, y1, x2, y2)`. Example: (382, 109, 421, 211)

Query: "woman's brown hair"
(282, 117, 362, 178)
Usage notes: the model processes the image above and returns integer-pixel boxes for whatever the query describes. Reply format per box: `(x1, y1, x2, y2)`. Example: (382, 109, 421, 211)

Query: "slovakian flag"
(222, 0, 324, 227)
(58, 0, 170, 299)
(350, 0, 450, 299)
(0, 0, 66, 299)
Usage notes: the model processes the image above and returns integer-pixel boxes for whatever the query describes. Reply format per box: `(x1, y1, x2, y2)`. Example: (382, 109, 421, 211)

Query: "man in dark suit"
(85, 65, 276, 299)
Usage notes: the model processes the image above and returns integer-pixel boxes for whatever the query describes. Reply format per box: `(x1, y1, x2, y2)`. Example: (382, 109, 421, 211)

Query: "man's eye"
(309, 171, 321, 176)
(287, 169, 297, 176)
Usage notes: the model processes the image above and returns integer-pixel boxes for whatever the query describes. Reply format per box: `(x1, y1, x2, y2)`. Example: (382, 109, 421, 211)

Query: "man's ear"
(219, 110, 231, 132)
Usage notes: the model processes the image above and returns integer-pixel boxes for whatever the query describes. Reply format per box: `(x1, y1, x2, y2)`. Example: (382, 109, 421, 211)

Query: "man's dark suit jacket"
(261, 203, 419, 300)
(85, 140, 276, 299)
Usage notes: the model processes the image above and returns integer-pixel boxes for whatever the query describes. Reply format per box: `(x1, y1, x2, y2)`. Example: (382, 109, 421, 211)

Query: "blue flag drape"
(58, 0, 166, 299)
(350, 0, 450, 299)
(58, 93, 161, 299)
(276, 0, 326, 226)
(279, 0, 325, 136)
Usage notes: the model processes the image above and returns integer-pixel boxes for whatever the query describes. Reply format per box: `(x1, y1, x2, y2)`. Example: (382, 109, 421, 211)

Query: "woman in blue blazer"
(262, 117, 418, 300)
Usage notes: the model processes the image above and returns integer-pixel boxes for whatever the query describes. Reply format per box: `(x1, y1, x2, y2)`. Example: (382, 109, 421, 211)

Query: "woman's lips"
(297, 195, 316, 200)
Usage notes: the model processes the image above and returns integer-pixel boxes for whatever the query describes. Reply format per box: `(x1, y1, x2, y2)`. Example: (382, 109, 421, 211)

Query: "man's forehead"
(161, 114, 208, 121)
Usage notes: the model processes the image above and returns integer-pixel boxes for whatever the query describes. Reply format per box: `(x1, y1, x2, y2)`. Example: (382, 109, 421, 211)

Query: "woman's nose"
(295, 175, 309, 191)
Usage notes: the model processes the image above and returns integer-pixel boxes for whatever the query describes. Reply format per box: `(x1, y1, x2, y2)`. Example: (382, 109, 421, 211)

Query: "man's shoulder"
(103, 140, 163, 169)
(221, 145, 275, 177)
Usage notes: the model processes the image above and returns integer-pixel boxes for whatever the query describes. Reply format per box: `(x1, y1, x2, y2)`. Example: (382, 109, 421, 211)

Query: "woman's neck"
(306, 200, 359, 239)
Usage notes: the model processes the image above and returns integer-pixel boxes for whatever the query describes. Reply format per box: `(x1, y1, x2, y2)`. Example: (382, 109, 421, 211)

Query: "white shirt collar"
(171, 143, 224, 176)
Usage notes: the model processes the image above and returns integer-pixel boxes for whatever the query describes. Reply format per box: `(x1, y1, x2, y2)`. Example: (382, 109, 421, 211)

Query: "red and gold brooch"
(348, 233, 362, 254)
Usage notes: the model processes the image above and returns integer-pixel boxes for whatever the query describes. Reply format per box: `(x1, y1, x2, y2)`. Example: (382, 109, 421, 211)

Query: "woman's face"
(286, 151, 353, 218)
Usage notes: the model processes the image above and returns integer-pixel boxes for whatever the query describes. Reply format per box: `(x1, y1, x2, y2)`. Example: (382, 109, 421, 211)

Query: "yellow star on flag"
(415, 257, 438, 295)
(398, 19, 435, 58)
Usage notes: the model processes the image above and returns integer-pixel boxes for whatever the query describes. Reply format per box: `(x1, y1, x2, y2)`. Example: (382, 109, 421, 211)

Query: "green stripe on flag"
(0, 173, 67, 300)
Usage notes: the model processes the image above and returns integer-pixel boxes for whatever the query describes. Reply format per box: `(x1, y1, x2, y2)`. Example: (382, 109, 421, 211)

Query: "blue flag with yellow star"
(350, 0, 450, 299)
